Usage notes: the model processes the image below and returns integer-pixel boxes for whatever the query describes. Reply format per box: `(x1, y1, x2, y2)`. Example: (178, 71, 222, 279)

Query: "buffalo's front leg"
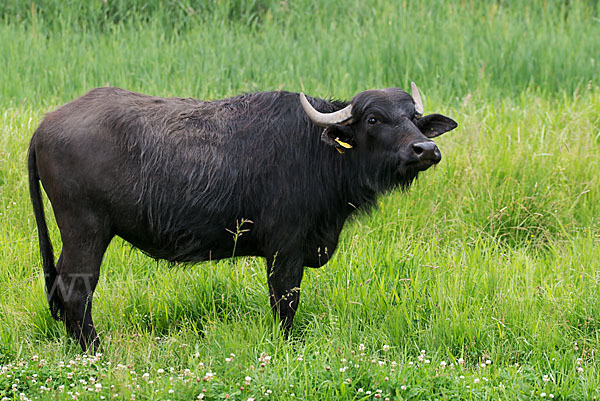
(266, 253, 304, 336)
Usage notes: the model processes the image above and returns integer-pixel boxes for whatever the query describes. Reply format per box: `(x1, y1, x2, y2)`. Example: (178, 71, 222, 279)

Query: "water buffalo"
(28, 84, 457, 351)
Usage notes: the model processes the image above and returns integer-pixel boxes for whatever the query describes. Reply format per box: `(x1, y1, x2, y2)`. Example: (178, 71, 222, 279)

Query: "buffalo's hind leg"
(54, 215, 112, 352)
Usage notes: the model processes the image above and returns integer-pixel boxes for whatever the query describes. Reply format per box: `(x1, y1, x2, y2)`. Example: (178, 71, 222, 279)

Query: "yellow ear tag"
(334, 138, 353, 149)
(336, 147, 345, 154)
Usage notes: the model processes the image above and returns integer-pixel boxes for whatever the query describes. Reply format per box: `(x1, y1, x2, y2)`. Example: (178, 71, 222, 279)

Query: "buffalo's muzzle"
(411, 141, 441, 165)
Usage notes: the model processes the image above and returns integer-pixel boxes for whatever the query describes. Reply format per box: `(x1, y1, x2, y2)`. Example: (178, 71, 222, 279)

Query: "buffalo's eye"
(367, 117, 377, 125)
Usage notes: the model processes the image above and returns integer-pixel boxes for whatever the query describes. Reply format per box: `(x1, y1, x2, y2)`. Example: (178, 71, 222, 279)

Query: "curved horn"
(411, 82, 424, 116)
(299, 93, 353, 127)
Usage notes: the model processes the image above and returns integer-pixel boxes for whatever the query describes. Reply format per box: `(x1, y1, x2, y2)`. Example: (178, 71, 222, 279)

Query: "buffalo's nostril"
(412, 141, 441, 163)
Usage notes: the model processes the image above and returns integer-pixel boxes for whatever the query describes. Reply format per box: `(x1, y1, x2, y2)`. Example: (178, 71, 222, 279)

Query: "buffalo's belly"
(113, 215, 263, 263)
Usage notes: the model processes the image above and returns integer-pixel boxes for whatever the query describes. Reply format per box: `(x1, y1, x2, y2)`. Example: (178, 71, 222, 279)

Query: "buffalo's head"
(300, 83, 457, 188)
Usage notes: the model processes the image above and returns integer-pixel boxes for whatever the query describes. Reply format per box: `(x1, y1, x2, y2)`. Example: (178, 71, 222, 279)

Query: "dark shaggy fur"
(28, 87, 457, 351)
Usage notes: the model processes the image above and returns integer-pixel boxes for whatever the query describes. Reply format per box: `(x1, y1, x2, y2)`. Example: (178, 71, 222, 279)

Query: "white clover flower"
(543, 375, 549, 382)
(474, 378, 480, 384)
(382, 345, 390, 352)
(458, 358, 464, 365)
(358, 344, 366, 352)
(157, 368, 165, 374)
(540, 393, 546, 398)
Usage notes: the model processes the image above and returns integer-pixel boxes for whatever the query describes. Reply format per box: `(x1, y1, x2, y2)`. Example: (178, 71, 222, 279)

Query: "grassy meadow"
(1, 0, 600, 399)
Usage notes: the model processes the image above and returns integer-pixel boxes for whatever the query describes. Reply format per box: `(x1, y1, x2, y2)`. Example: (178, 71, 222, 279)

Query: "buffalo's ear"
(321, 124, 356, 152)
(415, 114, 458, 138)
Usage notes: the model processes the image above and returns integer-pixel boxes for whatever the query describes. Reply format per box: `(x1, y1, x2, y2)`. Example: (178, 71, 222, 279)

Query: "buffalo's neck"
(309, 128, 380, 222)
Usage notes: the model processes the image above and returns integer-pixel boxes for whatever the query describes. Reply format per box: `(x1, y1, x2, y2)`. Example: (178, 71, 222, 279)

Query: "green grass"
(1, 1, 600, 400)
(1, 0, 599, 106)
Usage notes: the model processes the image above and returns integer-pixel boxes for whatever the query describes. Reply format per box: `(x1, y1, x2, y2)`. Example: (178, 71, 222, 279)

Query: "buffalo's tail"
(28, 141, 63, 320)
